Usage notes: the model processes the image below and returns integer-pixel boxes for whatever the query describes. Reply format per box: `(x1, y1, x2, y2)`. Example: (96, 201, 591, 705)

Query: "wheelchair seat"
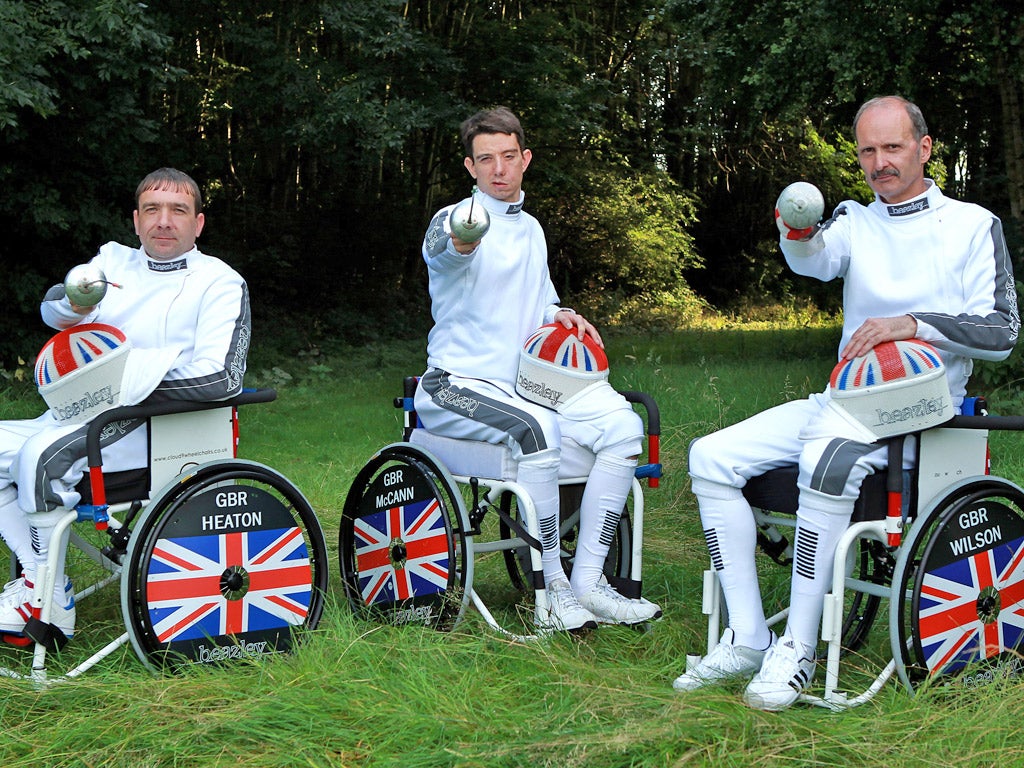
(408, 429, 518, 482)
(742, 465, 915, 523)
(75, 467, 149, 506)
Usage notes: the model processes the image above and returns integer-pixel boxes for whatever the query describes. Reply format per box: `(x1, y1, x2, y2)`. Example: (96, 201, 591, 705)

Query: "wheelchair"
(690, 397, 1024, 709)
(337, 377, 662, 639)
(0, 389, 329, 685)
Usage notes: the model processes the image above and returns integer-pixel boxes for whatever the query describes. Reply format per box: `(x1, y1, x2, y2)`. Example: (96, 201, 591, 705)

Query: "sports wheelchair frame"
(0, 389, 328, 686)
(692, 399, 1024, 709)
(337, 377, 662, 639)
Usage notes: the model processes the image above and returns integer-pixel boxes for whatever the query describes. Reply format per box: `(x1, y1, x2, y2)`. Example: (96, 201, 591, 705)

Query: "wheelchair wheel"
(121, 460, 328, 672)
(891, 477, 1024, 689)
(500, 484, 633, 592)
(840, 539, 895, 653)
(339, 443, 471, 631)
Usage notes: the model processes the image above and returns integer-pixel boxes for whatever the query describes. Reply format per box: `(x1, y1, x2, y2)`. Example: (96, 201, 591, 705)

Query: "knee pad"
(687, 433, 730, 486)
(590, 408, 643, 459)
(27, 508, 69, 530)
(691, 477, 745, 502)
(516, 447, 561, 485)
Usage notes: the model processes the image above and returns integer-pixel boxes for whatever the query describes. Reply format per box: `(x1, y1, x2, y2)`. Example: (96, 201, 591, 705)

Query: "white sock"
(784, 490, 853, 649)
(28, 509, 72, 607)
(570, 452, 636, 595)
(515, 449, 565, 585)
(0, 486, 35, 582)
(692, 477, 771, 650)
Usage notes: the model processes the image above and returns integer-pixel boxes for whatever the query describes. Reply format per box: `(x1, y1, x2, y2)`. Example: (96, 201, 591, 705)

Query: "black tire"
(891, 477, 1024, 688)
(840, 539, 894, 653)
(121, 460, 328, 672)
(339, 444, 471, 631)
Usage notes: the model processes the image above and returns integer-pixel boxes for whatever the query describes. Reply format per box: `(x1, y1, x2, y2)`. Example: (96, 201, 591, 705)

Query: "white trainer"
(577, 579, 662, 625)
(0, 576, 76, 639)
(0, 577, 33, 633)
(673, 628, 772, 691)
(743, 634, 815, 711)
(538, 579, 598, 632)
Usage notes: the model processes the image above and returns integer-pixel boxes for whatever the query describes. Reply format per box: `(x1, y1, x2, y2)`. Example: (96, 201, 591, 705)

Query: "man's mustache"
(871, 168, 899, 181)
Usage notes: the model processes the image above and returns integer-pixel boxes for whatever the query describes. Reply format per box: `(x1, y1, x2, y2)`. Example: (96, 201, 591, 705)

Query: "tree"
(0, 0, 172, 364)
(0, 0, 1019, 366)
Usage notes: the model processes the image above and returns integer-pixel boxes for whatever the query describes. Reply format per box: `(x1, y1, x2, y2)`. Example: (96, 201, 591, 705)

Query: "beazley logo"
(873, 395, 948, 428)
(436, 385, 481, 416)
(196, 640, 270, 663)
(393, 604, 435, 625)
(516, 372, 563, 407)
(886, 198, 929, 217)
(54, 385, 116, 421)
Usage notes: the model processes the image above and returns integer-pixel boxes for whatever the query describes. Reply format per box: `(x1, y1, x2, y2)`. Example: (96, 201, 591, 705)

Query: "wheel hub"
(976, 585, 1001, 624)
(219, 565, 251, 600)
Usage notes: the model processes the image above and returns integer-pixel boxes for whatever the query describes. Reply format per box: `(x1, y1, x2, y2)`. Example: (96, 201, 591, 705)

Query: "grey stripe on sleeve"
(911, 218, 1019, 361)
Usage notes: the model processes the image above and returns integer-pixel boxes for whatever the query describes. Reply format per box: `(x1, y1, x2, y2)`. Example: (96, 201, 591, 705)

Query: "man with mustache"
(676, 95, 1019, 710)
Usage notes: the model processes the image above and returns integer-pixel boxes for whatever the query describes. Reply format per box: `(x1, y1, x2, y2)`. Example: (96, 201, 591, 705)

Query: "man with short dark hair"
(416, 107, 662, 631)
(0, 168, 251, 642)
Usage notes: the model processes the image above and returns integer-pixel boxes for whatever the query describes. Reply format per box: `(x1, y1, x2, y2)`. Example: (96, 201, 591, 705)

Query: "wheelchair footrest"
(756, 529, 793, 565)
(24, 617, 70, 653)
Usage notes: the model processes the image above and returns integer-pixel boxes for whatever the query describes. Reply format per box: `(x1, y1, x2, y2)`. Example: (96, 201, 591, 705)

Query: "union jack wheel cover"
(122, 462, 328, 671)
(339, 446, 470, 631)
(908, 487, 1024, 681)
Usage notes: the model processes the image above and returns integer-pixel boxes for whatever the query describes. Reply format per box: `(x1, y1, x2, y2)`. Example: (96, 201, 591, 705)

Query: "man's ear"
(919, 135, 933, 165)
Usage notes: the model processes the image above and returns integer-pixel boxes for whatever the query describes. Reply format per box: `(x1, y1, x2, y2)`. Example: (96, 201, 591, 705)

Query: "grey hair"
(853, 96, 929, 141)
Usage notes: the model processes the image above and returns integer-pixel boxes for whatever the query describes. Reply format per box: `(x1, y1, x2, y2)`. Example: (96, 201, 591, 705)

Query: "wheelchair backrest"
(78, 389, 275, 511)
(916, 426, 989, 514)
(148, 406, 237, 495)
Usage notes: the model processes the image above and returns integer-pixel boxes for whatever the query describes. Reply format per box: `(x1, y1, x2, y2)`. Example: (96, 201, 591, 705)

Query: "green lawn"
(1, 328, 1022, 767)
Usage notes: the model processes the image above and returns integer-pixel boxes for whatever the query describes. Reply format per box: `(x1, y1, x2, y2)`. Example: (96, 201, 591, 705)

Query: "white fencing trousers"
(0, 411, 146, 602)
(0, 486, 32, 576)
(416, 370, 643, 585)
(0, 412, 147, 514)
(688, 391, 902, 650)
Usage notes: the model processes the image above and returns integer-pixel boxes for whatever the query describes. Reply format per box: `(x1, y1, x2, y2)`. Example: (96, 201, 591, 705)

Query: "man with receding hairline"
(677, 96, 1019, 710)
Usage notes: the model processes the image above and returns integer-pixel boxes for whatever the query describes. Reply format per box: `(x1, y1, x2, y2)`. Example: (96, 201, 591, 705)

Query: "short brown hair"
(135, 168, 203, 215)
(460, 107, 526, 157)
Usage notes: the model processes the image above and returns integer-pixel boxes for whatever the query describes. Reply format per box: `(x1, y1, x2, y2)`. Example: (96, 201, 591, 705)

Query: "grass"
(2, 327, 1023, 767)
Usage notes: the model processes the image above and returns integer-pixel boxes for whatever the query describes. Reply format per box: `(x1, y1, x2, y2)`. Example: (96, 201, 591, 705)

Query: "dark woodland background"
(2, 0, 1021, 363)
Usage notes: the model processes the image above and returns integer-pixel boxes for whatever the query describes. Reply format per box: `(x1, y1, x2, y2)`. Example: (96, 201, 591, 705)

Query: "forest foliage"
(1, 0, 1021, 363)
